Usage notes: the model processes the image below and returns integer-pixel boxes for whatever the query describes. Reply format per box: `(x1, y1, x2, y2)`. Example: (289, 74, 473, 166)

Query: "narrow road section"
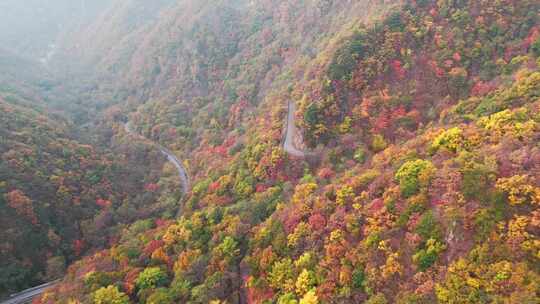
(283, 100, 306, 157)
(6, 105, 301, 304)
(1, 281, 58, 304)
(124, 121, 190, 193)
(159, 147, 190, 194)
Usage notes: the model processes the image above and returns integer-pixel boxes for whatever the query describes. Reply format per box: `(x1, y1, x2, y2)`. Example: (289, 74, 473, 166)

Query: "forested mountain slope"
(0, 56, 186, 297)
(51, 0, 397, 152)
(20, 0, 540, 303)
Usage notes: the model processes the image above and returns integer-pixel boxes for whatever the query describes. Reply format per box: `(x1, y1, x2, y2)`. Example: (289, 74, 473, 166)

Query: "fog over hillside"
(0, 0, 109, 60)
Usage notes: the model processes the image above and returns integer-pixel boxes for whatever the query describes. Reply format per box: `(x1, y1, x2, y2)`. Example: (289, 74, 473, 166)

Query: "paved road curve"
(6, 106, 301, 304)
(124, 122, 190, 193)
(159, 146, 190, 194)
(283, 100, 306, 157)
(1, 281, 58, 304)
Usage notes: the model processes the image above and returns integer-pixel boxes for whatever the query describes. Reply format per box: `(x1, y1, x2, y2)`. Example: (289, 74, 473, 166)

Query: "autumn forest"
(0, 1, 539, 303)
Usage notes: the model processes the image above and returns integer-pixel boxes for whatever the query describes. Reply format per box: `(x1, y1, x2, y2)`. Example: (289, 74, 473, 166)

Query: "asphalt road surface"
(159, 146, 190, 193)
(283, 100, 306, 157)
(125, 121, 190, 193)
(4, 108, 301, 304)
(1, 281, 58, 304)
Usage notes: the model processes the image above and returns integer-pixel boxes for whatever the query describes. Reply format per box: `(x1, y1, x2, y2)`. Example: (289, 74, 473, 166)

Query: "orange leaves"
(317, 167, 334, 180)
(448, 67, 468, 80)
(258, 247, 277, 274)
(5, 189, 38, 225)
(151, 247, 170, 265)
(228, 99, 248, 128)
(373, 110, 391, 133)
(124, 268, 142, 295)
(174, 249, 202, 273)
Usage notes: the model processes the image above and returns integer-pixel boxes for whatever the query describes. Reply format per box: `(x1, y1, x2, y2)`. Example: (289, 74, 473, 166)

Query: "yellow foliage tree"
(292, 183, 318, 205)
(496, 175, 540, 205)
(299, 289, 319, 304)
(431, 127, 466, 153)
(295, 269, 317, 296)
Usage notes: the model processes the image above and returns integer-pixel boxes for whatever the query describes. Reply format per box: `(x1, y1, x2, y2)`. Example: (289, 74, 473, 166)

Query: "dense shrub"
(395, 160, 435, 197)
(413, 238, 446, 271)
(430, 127, 465, 153)
(92, 285, 129, 304)
(135, 267, 169, 290)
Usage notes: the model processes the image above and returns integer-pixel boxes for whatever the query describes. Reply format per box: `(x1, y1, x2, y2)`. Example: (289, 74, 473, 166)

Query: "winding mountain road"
(124, 121, 190, 193)
(5, 104, 301, 304)
(159, 146, 190, 194)
(283, 100, 306, 157)
(234, 100, 310, 303)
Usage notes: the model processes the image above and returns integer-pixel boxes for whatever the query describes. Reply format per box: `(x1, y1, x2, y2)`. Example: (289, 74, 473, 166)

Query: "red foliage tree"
(368, 198, 384, 213)
(143, 240, 165, 257)
(73, 239, 85, 257)
(255, 184, 269, 193)
(373, 110, 390, 132)
(391, 105, 407, 119)
(96, 198, 112, 208)
(318, 167, 334, 180)
(145, 183, 160, 192)
(309, 213, 327, 231)
(391, 60, 406, 80)
(155, 218, 167, 227)
(209, 181, 221, 193)
(124, 268, 142, 295)
(471, 80, 495, 96)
